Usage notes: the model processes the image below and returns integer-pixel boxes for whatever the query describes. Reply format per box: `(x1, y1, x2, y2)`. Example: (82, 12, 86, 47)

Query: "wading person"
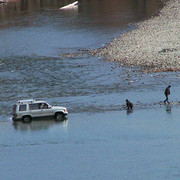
(126, 99, 133, 110)
(164, 85, 171, 104)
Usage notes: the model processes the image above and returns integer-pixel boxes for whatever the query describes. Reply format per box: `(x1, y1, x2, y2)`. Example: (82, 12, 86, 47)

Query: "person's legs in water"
(164, 95, 169, 103)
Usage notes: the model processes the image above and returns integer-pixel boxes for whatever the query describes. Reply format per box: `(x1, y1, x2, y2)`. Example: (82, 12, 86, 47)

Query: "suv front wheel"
(22, 116, 32, 123)
(55, 112, 64, 121)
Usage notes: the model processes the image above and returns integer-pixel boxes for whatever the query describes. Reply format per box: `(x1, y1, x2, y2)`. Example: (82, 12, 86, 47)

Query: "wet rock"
(158, 48, 177, 53)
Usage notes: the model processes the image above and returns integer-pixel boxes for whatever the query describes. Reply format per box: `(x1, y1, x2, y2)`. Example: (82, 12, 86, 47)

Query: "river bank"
(90, 0, 180, 73)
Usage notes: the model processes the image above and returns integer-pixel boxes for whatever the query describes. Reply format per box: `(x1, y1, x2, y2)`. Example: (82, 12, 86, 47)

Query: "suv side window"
(29, 103, 40, 110)
(19, 104, 27, 111)
(42, 103, 49, 109)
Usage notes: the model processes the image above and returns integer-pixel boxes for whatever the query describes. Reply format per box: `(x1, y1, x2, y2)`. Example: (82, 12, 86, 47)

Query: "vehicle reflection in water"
(12, 117, 68, 131)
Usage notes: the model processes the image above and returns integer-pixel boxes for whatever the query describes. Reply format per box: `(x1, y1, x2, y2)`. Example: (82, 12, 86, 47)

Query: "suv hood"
(51, 106, 66, 110)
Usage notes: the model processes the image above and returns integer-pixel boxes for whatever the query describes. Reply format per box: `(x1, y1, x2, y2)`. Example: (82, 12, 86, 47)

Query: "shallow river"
(0, 0, 174, 121)
(0, 0, 180, 179)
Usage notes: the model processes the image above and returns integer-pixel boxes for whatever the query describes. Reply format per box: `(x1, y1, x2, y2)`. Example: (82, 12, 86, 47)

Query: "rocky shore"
(91, 0, 180, 73)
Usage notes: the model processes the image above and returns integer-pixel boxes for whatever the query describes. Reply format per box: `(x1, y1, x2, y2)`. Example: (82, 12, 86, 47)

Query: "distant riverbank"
(91, 0, 180, 73)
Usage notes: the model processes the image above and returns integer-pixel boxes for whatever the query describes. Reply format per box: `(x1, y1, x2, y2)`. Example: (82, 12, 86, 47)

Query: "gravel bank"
(91, 0, 180, 73)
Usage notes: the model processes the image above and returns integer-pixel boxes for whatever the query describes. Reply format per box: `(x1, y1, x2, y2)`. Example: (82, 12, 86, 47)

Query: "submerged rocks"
(91, 0, 180, 73)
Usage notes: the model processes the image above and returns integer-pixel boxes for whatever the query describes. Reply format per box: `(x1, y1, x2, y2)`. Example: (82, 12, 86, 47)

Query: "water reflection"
(0, 0, 165, 27)
(165, 104, 171, 114)
(0, 0, 165, 57)
(126, 109, 133, 115)
(12, 118, 68, 131)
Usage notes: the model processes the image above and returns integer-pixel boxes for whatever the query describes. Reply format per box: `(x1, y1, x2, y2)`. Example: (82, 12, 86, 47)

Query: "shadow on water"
(12, 118, 68, 131)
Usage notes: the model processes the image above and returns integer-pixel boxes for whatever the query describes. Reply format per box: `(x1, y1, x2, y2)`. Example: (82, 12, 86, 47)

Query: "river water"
(1, 0, 180, 179)
(0, 0, 171, 120)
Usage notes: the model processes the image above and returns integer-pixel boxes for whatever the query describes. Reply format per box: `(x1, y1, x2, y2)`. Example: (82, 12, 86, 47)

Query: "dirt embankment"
(91, 0, 180, 73)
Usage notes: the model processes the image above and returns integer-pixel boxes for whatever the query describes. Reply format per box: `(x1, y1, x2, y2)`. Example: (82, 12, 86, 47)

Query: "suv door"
(29, 103, 42, 118)
(40, 103, 54, 117)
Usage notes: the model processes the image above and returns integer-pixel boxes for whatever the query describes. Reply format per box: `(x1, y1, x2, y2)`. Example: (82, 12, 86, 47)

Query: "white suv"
(12, 99, 68, 123)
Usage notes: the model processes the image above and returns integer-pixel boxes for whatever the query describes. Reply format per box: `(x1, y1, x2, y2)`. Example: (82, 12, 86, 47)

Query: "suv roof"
(17, 99, 46, 104)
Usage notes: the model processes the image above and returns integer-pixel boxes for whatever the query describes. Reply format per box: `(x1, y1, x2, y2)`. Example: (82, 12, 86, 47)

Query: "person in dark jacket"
(164, 85, 171, 104)
(126, 99, 133, 110)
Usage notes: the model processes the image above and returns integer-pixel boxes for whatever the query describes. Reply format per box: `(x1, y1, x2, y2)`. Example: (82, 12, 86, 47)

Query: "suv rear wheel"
(55, 112, 64, 121)
(22, 116, 32, 123)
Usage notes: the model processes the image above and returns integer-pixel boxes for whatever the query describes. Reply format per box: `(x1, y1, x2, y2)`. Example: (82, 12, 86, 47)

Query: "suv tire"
(55, 112, 64, 121)
(22, 116, 32, 123)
